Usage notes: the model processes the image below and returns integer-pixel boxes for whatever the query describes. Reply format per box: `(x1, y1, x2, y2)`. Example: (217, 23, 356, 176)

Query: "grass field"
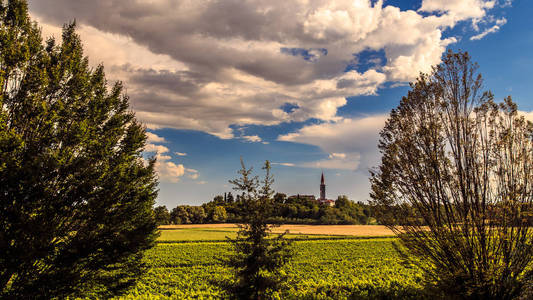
(118, 226, 425, 299)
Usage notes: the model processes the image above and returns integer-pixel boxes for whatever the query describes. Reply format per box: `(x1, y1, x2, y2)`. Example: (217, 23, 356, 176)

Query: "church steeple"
(320, 172, 326, 199)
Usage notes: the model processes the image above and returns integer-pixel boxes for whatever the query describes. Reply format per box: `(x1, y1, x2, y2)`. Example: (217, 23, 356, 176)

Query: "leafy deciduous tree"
(154, 206, 171, 225)
(170, 206, 190, 224)
(211, 206, 228, 223)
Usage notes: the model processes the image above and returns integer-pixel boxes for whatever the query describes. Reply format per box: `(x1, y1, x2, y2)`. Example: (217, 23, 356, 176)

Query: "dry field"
(159, 224, 395, 236)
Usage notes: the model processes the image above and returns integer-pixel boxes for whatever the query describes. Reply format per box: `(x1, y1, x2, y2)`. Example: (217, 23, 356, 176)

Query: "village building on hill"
(288, 172, 335, 206)
(317, 172, 335, 206)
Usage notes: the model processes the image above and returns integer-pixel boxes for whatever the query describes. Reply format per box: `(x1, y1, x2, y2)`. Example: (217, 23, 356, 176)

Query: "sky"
(26, 0, 533, 207)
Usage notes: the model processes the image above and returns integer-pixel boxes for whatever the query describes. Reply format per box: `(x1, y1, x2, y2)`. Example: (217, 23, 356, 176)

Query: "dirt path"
(159, 224, 395, 236)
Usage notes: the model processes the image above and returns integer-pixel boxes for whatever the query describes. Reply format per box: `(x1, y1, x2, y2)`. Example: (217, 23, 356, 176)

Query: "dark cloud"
(129, 68, 210, 96)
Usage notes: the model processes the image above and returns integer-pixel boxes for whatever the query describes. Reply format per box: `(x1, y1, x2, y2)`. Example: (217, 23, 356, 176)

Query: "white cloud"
(144, 143, 197, 183)
(153, 153, 186, 183)
(242, 135, 262, 143)
(272, 162, 296, 167)
(175, 152, 188, 156)
(470, 18, 507, 40)
(329, 153, 347, 159)
(301, 152, 361, 170)
(278, 115, 387, 170)
(144, 143, 169, 154)
(419, 0, 495, 20)
(27, 0, 505, 138)
(146, 132, 167, 143)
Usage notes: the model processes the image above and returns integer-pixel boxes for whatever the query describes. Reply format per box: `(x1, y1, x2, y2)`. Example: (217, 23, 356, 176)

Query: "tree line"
(153, 194, 376, 225)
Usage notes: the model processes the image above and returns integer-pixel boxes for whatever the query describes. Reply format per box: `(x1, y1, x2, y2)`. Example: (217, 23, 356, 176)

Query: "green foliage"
(211, 206, 228, 223)
(168, 194, 375, 225)
(153, 206, 171, 226)
(0, 1, 158, 298)
(169, 205, 190, 224)
(104, 238, 427, 299)
(224, 159, 292, 299)
(169, 205, 207, 224)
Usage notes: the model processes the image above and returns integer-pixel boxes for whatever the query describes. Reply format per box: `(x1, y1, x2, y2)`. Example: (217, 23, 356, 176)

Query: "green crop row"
(114, 238, 426, 299)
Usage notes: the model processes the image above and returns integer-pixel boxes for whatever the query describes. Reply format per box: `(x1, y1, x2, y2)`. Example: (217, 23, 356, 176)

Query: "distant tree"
(0, 1, 158, 298)
(273, 192, 287, 204)
(224, 159, 292, 299)
(285, 204, 299, 219)
(226, 192, 235, 203)
(170, 206, 190, 224)
(213, 195, 224, 204)
(371, 51, 533, 299)
(154, 206, 171, 225)
(335, 195, 350, 208)
(212, 206, 228, 223)
(188, 206, 206, 224)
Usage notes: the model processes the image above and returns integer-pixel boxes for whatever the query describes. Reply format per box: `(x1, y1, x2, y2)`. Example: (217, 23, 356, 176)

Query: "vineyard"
(110, 227, 428, 299)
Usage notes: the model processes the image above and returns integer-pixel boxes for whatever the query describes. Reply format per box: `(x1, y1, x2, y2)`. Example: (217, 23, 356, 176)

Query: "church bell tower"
(320, 172, 326, 199)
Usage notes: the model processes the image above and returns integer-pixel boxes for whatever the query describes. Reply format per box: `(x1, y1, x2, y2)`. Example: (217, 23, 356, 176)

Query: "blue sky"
(28, 0, 532, 207)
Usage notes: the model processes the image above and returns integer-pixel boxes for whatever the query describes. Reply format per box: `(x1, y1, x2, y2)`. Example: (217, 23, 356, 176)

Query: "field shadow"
(291, 284, 433, 300)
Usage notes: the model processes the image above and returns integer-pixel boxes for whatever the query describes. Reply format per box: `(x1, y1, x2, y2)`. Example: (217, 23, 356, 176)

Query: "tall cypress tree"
(0, 1, 158, 298)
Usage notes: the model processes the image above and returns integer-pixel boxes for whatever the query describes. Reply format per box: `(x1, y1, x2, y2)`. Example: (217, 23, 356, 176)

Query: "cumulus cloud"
(144, 143, 169, 154)
(146, 132, 167, 143)
(175, 152, 187, 156)
(278, 115, 388, 170)
(144, 142, 198, 183)
(153, 154, 186, 183)
(26, 0, 505, 139)
(419, 0, 495, 21)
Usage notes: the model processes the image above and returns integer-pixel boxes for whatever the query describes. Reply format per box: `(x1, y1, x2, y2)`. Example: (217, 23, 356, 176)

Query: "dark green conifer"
(225, 159, 292, 299)
(0, 1, 158, 298)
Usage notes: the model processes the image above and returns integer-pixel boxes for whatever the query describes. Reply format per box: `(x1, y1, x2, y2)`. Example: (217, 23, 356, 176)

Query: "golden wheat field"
(158, 224, 395, 236)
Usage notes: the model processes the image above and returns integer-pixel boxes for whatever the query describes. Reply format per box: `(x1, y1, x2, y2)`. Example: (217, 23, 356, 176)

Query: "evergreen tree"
(225, 159, 292, 299)
(0, 1, 158, 298)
